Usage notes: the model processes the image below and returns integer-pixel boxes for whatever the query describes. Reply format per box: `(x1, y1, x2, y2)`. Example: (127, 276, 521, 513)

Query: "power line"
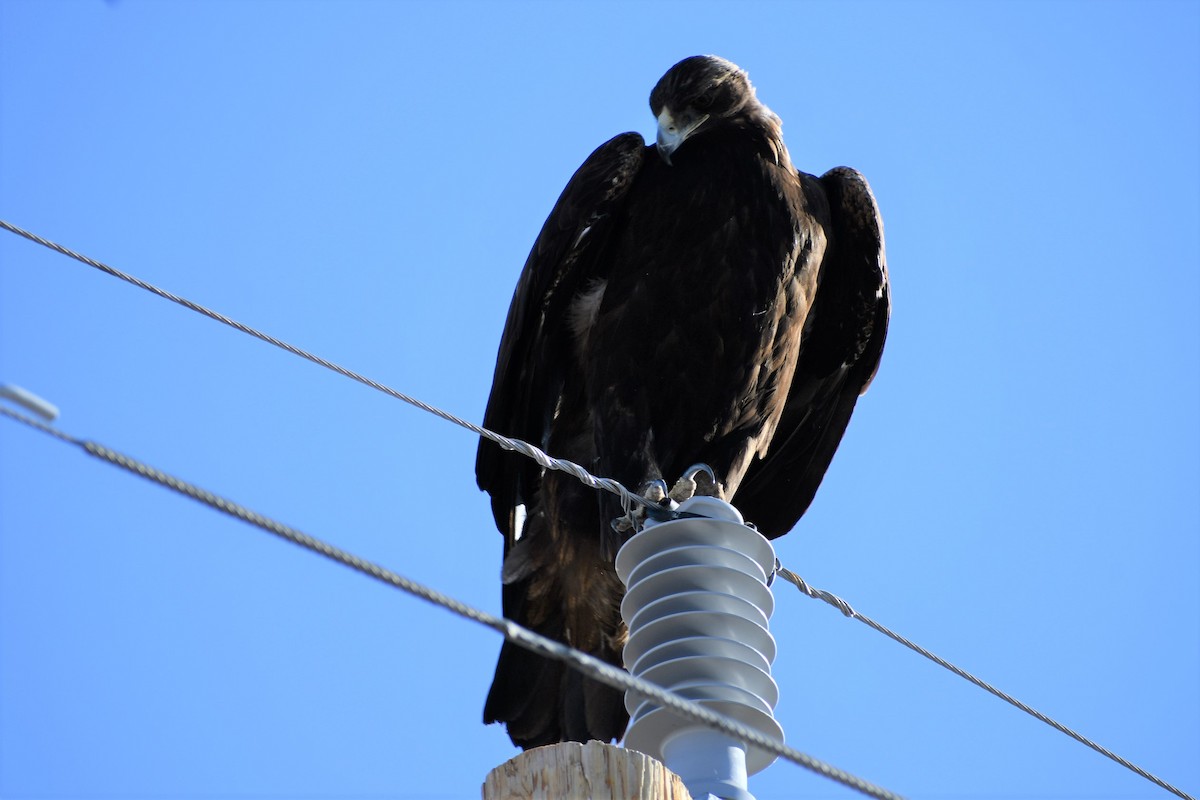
(3, 220, 1195, 800)
(0, 404, 904, 800)
(774, 566, 1195, 800)
(0, 218, 646, 518)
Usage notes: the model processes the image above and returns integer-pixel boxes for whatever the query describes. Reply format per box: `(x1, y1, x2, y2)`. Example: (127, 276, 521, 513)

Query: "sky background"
(1, 1, 1197, 799)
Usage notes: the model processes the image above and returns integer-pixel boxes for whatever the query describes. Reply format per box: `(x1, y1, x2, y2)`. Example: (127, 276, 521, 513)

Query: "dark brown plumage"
(475, 55, 889, 749)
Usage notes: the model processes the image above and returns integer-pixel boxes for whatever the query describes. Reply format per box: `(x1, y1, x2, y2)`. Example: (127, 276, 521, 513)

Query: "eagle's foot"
(612, 479, 672, 533)
(669, 463, 721, 503)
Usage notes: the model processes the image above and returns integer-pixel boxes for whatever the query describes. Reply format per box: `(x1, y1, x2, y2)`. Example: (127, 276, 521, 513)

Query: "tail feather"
(483, 500, 628, 748)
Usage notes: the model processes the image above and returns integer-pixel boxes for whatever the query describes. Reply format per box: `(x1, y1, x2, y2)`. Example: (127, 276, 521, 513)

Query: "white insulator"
(616, 496, 782, 800)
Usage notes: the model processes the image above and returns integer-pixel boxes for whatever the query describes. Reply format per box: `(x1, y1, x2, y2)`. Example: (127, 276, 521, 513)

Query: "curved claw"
(612, 479, 674, 533)
(640, 479, 670, 505)
(669, 463, 721, 503)
(684, 463, 717, 492)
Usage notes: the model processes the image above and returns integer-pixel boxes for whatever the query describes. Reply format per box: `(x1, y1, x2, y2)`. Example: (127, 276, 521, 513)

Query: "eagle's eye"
(694, 89, 717, 111)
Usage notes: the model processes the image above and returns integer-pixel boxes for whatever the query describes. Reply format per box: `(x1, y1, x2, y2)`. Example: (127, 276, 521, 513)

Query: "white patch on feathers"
(568, 279, 608, 339)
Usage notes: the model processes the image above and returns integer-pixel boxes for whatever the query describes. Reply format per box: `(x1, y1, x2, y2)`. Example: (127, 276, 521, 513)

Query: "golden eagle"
(476, 55, 890, 748)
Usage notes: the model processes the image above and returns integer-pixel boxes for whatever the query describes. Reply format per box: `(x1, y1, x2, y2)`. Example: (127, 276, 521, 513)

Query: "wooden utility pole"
(483, 740, 692, 800)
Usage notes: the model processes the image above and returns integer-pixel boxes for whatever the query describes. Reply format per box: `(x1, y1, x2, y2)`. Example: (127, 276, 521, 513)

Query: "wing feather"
(733, 167, 890, 538)
(475, 133, 646, 544)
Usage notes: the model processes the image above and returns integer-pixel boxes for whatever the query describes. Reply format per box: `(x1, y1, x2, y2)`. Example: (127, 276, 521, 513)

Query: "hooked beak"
(656, 108, 709, 165)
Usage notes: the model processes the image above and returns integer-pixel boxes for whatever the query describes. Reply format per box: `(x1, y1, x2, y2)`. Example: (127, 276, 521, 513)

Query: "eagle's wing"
(475, 132, 646, 544)
(733, 167, 890, 539)
(475, 134, 646, 748)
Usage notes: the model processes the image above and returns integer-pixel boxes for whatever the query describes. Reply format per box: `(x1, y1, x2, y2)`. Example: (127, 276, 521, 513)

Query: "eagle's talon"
(612, 479, 675, 532)
(668, 474, 696, 503)
(669, 463, 720, 502)
(611, 514, 637, 533)
(641, 479, 670, 504)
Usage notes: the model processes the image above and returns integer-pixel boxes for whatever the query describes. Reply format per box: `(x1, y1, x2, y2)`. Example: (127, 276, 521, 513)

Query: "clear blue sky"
(2, 1, 1197, 798)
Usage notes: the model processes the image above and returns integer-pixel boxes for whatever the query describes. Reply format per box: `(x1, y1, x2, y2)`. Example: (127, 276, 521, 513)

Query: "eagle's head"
(649, 55, 777, 165)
